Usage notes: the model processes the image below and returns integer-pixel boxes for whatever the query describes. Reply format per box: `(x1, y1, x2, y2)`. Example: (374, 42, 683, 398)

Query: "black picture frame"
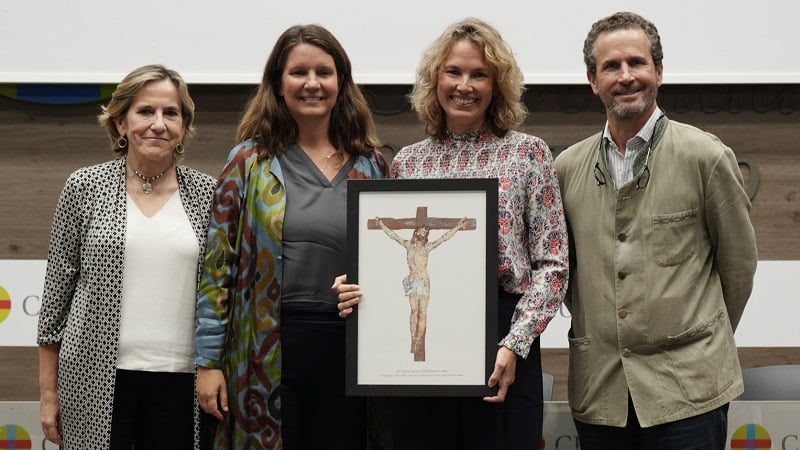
(345, 178, 498, 396)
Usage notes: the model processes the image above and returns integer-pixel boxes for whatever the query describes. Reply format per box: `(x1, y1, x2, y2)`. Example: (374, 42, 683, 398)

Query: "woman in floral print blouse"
(335, 18, 568, 450)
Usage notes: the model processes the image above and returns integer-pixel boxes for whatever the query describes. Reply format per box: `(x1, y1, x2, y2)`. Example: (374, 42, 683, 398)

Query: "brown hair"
(236, 24, 380, 157)
(583, 11, 663, 75)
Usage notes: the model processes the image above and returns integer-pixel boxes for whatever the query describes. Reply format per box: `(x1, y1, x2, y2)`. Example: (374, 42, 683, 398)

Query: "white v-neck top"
(117, 190, 198, 372)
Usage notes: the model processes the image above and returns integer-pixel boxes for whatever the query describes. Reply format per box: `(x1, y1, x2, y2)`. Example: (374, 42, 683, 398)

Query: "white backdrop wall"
(1, 0, 799, 84)
(1, 260, 798, 348)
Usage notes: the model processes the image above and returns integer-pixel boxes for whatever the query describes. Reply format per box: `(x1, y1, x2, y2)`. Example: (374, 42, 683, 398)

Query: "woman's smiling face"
(437, 39, 494, 135)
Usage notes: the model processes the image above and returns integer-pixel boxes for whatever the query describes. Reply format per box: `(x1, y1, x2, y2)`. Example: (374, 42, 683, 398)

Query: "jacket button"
(622, 348, 631, 357)
(618, 309, 628, 318)
(618, 233, 627, 242)
(617, 271, 627, 280)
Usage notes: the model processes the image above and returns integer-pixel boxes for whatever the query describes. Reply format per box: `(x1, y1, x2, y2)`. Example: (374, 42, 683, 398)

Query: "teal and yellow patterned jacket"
(196, 138, 386, 448)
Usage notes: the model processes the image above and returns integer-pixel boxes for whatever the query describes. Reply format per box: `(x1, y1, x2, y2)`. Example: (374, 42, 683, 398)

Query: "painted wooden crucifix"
(368, 207, 476, 361)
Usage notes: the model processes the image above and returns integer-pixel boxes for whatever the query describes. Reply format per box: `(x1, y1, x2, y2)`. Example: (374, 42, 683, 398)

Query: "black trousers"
(110, 368, 194, 450)
(389, 290, 544, 450)
(281, 310, 367, 450)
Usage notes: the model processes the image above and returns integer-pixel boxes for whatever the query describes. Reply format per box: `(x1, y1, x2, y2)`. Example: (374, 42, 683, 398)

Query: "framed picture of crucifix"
(345, 178, 498, 396)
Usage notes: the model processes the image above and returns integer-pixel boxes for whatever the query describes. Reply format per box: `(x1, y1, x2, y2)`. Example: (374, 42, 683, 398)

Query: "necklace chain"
(129, 163, 172, 194)
(322, 150, 344, 173)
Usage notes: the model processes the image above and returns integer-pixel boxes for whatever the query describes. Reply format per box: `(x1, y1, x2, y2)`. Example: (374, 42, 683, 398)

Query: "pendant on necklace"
(130, 162, 171, 195)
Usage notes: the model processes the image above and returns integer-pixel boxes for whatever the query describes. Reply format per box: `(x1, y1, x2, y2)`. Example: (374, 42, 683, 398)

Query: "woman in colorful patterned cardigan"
(195, 24, 387, 449)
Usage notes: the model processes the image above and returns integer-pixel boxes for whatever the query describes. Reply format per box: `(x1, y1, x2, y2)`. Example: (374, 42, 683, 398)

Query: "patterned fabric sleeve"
(195, 142, 254, 368)
(372, 148, 389, 177)
(38, 170, 86, 346)
(349, 148, 389, 179)
(499, 137, 569, 358)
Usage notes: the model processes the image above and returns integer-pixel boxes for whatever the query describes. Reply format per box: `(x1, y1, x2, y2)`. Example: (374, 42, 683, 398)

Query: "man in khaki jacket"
(554, 11, 757, 450)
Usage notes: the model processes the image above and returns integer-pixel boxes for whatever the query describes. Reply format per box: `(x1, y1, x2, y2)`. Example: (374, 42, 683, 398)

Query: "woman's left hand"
(331, 274, 362, 318)
(483, 346, 517, 403)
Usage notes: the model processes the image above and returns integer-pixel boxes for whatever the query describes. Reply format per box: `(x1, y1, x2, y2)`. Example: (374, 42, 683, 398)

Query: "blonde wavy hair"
(410, 18, 526, 139)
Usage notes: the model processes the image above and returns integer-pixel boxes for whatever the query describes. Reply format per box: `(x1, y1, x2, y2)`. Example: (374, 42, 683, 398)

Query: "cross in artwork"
(369, 206, 475, 361)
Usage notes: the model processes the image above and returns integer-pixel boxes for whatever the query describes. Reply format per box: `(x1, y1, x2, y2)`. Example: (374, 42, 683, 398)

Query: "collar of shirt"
(601, 108, 664, 188)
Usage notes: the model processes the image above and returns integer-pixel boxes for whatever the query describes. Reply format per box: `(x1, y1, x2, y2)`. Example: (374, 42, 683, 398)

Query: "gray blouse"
(278, 145, 354, 314)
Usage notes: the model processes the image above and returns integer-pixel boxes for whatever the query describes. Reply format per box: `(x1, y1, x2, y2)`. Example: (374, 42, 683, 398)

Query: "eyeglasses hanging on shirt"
(593, 128, 655, 191)
(594, 161, 650, 190)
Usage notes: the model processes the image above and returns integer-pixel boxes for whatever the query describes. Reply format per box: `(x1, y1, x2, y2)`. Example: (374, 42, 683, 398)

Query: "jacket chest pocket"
(651, 209, 698, 266)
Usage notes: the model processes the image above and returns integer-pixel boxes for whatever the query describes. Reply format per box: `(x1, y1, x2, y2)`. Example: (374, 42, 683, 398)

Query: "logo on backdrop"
(0, 424, 33, 449)
(730, 424, 772, 450)
(0, 286, 11, 325)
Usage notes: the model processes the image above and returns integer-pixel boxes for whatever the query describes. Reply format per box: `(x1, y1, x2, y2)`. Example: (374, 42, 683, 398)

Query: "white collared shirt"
(602, 107, 663, 189)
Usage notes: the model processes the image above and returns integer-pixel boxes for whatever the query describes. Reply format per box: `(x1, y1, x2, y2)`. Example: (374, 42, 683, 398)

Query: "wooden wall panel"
(0, 85, 797, 402)
(1, 85, 796, 260)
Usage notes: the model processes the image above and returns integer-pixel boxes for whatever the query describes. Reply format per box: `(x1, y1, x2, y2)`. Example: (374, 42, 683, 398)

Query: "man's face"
(587, 27, 663, 121)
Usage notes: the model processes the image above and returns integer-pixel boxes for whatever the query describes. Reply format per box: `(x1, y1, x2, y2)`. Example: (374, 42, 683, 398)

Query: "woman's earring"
(116, 136, 128, 149)
(175, 141, 185, 154)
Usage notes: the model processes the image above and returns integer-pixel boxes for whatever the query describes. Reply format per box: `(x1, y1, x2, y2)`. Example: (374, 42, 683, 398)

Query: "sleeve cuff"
(194, 356, 221, 369)
(499, 335, 530, 359)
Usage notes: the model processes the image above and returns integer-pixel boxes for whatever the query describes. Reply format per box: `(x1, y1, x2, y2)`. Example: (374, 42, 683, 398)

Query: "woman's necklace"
(323, 149, 340, 165)
(321, 150, 345, 175)
(129, 163, 172, 194)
